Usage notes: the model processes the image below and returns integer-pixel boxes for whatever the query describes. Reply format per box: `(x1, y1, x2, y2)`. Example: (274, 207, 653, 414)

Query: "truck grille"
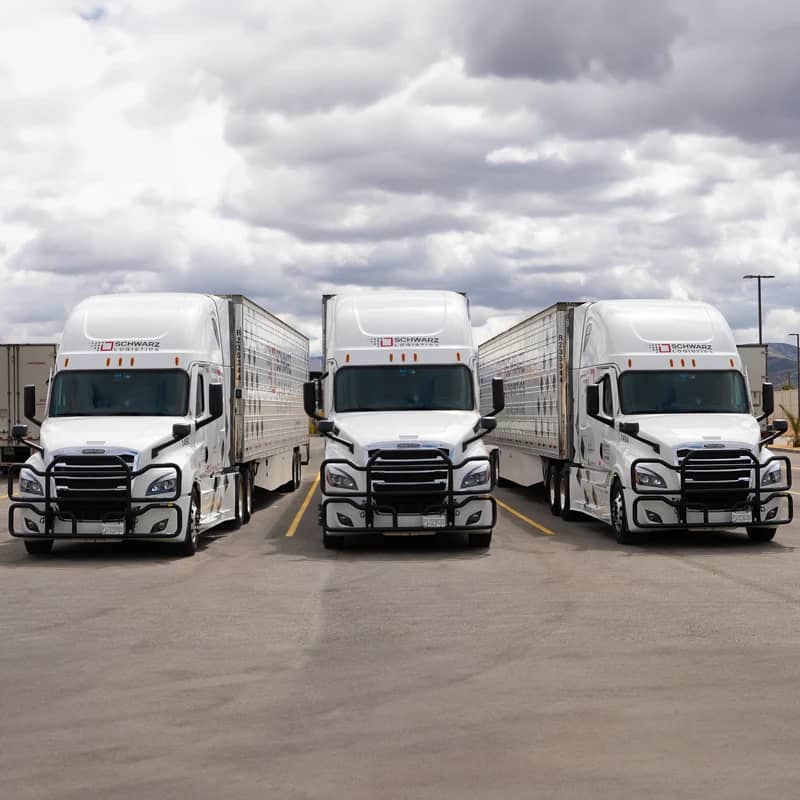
(53, 454, 135, 521)
(677, 449, 752, 510)
(368, 449, 449, 515)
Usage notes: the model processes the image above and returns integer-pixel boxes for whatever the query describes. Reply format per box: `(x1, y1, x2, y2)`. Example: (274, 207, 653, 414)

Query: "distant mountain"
(767, 343, 799, 388)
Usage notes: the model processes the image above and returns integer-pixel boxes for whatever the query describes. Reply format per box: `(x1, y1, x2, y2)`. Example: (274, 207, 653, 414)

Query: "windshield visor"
(49, 370, 189, 417)
(334, 365, 474, 412)
(619, 370, 749, 415)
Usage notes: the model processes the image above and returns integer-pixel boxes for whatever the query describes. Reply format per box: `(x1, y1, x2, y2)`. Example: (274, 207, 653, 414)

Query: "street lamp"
(790, 332, 800, 422)
(743, 273, 775, 380)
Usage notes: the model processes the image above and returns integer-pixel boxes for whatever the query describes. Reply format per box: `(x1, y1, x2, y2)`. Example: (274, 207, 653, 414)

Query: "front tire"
(178, 490, 200, 557)
(240, 465, 252, 524)
(560, 468, 578, 521)
(546, 462, 561, 516)
(468, 531, 492, 548)
(610, 480, 637, 545)
(24, 539, 54, 557)
(747, 527, 776, 542)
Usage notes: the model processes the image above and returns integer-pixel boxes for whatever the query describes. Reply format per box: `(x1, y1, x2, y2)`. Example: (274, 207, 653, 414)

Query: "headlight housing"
(634, 465, 667, 489)
(19, 472, 43, 496)
(146, 476, 178, 496)
(461, 464, 491, 489)
(761, 463, 784, 487)
(326, 467, 357, 491)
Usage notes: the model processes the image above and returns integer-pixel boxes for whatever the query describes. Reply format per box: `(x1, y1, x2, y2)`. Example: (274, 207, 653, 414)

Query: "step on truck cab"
(304, 291, 505, 549)
(479, 300, 792, 544)
(8, 293, 309, 557)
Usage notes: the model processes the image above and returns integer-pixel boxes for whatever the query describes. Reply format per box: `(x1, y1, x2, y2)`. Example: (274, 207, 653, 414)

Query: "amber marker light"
(627, 358, 632, 368)
(105, 357, 111, 367)
(401, 353, 406, 362)
(681, 358, 685, 367)
(64, 358, 70, 367)
(456, 352, 461, 361)
(669, 358, 674, 367)
(389, 353, 394, 362)
(118, 357, 123, 366)
(345, 353, 350, 364)
(413, 353, 418, 362)
(692, 358, 696, 367)
(130, 357, 135, 366)
(175, 357, 180, 366)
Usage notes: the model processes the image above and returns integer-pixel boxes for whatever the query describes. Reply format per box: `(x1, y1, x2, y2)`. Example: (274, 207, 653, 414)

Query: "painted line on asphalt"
(496, 498, 555, 536)
(286, 474, 320, 537)
(0, 494, 7, 501)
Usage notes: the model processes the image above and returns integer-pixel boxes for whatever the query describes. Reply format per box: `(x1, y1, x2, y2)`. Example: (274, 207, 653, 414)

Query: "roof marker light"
(106, 357, 110, 367)
(130, 357, 135, 366)
(175, 356, 180, 366)
(389, 353, 394, 362)
(345, 353, 350, 364)
(669, 358, 674, 368)
(456, 352, 461, 362)
(413, 353, 418, 362)
(401, 353, 406, 362)
(627, 358, 632, 368)
(691, 358, 696, 367)
(64, 358, 70, 367)
(118, 357, 123, 367)
(680, 358, 685, 367)
(730, 358, 735, 367)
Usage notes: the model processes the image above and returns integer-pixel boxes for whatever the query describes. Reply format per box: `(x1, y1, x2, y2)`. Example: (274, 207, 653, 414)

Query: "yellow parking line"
(286, 474, 320, 537)
(0, 494, 7, 501)
(496, 498, 555, 536)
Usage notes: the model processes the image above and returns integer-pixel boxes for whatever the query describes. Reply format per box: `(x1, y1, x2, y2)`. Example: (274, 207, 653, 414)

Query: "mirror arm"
(152, 423, 195, 458)
(20, 438, 44, 455)
(322, 431, 354, 453)
(618, 422, 661, 454)
(760, 429, 782, 447)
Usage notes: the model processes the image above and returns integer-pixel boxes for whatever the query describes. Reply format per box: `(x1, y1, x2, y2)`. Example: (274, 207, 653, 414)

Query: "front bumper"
(629, 450, 793, 530)
(7, 457, 184, 540)
(320, 449, 497, 535)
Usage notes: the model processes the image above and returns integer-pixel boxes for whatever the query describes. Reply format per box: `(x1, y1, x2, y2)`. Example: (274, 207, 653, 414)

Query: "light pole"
(743, 273, 775, 379)
(790, 333, 800, 423)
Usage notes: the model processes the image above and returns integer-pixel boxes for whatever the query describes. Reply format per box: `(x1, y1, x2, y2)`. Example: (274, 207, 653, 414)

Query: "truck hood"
(630, 413, 762, 456)
(40, 416, 186, 462)
(331, 410, 482, 456)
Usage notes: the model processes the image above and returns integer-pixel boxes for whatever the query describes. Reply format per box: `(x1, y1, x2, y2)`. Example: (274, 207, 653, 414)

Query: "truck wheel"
(468, 531, 492, 548)
(747, 527, 776, 542)
(178, 491, 200, 557)
(282, 450, 301, 492)
(610, 481, 637, 545)
(546, 463, 561, 516)
(560, 468, 578, 521)
(24, 539, 54, 557)
(240, 466, 252, 524)
(322, 530, 344, 550)
(492, 451, 510, 488)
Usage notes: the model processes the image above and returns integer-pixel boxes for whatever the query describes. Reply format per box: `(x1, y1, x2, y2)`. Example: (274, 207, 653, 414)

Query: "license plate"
(102, 522, 125, 536)
(732, 510, 752, 524)
(422, 515, 447, 529)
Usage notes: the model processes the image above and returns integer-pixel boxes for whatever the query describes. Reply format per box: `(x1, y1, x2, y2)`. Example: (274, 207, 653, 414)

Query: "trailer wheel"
(559, 468, 578, 522)
(322, 530, 344, 550)
(747, 527, 776, 542)
(468, 531, 492, 548)
(178, 490, 200, 557)
(24, 539, 54, 557)
(610, 480, 637, 545)
(240, 466, 252, 524)
(546, 463, 561, 516)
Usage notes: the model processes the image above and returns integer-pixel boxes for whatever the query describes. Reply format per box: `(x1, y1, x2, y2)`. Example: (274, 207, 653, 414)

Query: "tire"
(240, 466, 252, 524)
(747, 527, 776, 542)
(610, 480, 637, 545)
(546, 462, 562, 516)
(493, 450, 510, 488)
(560, 468, 578, 521)
(24, 539, 54, 557)
(281, 450, 302, 492)
(322, 530, 344, 550)
(178, 490, 200, 557)
(468, 531, 492, 548)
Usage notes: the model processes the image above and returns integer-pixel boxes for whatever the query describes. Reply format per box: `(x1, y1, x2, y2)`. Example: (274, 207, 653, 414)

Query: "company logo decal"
(647, 343, 713, 354)
(369, 336, 440, 347)
(89, 340, 161, 352)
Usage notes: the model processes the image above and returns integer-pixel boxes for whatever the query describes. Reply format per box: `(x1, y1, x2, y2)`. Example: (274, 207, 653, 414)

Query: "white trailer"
(1, 344, 57, 465)
(8, 293, 309, 557)
(479, 300, 792, 544)
(304, 291, 505, 549)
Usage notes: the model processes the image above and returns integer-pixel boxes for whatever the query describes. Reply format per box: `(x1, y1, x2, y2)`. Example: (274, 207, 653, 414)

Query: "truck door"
(580, 369, 617, 518)
(192, 366, 213, 517)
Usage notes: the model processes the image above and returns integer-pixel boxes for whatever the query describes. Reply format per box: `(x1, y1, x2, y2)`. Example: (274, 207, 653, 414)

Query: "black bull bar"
(630, 450, 793, 529)
(320, 449, 497, 533)
(7, 456, 183, 539)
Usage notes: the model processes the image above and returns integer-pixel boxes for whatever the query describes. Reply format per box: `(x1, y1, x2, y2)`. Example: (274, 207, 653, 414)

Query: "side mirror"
(481, 416, 497, 432)
(11, 424, 29, 440)
(172, 423, 192, 439)
(586, 384, 600, 418)
(304, 381, 318, 419)
(761, 382, 774, 418)
(491, 378, 505, 414)
(318, 419, 335, 434)
(209, 383, 223, 420)
(772, 418, 788, 434)
(619, 421, 640, 436)
(24, 384, 37, 423)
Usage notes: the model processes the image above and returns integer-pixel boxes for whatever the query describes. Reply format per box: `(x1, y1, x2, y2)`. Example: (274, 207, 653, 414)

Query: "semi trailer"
(8, 293, 309, 556)
(304, 290, 504, 549)
(479, 300, 792, 544)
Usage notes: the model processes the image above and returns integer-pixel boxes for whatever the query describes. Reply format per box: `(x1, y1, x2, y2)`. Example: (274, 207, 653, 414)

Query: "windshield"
(334, 365, 474, 412)
(49, 370, 189, 417)
(618, 370, 749, 414)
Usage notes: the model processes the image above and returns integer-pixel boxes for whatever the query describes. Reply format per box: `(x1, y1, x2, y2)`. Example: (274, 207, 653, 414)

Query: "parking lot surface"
(2, 441, 800, 799)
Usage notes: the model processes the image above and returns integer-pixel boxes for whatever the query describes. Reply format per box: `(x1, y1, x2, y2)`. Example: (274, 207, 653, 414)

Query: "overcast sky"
(2, 0, 800, 351)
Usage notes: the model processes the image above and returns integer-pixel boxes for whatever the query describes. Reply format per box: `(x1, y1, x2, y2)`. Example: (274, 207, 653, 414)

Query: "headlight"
(146, 476, 177, 496)
(326, 467, 357, 490)
(761, 464, 783, 487)
(634, 466, 667, 489)
(461, 464, 490, 489)
(19, 473, 43, 496)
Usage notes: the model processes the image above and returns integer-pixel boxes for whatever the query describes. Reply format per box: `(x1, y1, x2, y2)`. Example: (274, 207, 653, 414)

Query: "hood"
(629, 413, 761, 456)
(331, 410, 482, 456)
(40, 416, 185, 461)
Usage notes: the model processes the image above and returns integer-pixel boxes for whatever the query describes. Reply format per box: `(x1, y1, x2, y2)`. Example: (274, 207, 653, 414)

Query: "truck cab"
(305, 291, 504, 549)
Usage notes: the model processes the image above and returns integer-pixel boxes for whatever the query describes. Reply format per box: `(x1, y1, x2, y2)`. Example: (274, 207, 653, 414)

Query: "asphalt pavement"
(2, 442, 800, 799)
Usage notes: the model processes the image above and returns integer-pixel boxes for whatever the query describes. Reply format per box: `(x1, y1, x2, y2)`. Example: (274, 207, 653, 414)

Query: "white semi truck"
(479, 300, 792, 544)
(304, 290, 505, 549)
(8, 293, 309, 557)
(1, 343, 57, 466)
